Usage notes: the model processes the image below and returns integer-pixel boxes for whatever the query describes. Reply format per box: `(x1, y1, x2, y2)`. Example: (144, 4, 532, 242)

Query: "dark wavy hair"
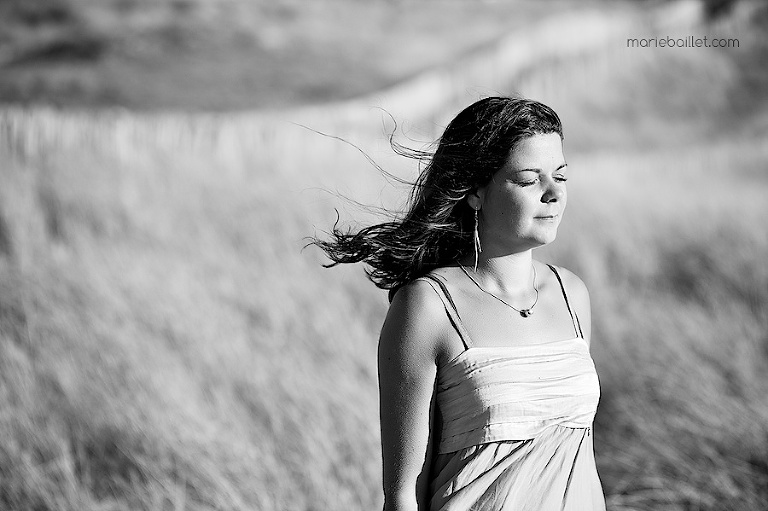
(311, 96, 563, 299)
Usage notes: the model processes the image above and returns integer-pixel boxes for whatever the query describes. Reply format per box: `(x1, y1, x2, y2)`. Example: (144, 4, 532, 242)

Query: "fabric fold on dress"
(435, 340, 600, 454)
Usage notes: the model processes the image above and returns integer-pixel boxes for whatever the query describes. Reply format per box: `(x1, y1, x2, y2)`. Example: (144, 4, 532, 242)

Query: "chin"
(530, 229, 559, 247)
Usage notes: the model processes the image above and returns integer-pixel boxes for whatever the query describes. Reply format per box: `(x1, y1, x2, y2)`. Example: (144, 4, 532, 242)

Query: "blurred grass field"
(1, 1, 768, 510)
(0, 0, 578, 110)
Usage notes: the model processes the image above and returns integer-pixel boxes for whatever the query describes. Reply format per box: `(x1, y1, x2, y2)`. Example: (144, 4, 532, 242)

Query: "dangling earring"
(473, 208, 482, 272)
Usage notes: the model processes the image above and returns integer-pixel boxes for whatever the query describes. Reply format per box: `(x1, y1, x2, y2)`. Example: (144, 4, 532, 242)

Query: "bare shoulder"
(547, 264, 592, 344)
(379, 278, 450, 366)
(550, 265, 589, 306)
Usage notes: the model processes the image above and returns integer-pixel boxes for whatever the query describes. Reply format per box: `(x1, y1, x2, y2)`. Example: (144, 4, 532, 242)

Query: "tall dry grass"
(1, 3, 767, 510)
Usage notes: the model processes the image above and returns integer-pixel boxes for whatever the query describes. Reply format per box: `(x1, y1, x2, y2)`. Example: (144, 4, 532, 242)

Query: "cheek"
(502, 196, 532, 230)
(494, 194, 526, 220)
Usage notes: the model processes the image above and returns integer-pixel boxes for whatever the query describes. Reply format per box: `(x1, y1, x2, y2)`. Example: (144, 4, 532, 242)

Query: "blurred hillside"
(0, 0, 589, 110)
(1, 1, 768, 510)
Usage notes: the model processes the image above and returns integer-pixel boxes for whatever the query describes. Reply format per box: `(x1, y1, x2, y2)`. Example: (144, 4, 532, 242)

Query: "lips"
(535, 214, 559, 220)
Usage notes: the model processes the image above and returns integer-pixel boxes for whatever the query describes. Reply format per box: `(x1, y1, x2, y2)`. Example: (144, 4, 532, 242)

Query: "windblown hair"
(311, 96, 563, 298)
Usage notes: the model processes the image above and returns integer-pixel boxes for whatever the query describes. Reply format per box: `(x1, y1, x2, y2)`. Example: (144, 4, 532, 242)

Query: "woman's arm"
(378, 280, 447, 511)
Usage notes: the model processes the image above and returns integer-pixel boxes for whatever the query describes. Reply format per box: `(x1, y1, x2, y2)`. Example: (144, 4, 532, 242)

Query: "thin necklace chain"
(457, 261, 539, 318)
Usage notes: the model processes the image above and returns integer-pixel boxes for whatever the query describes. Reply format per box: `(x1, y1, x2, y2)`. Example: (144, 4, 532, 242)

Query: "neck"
(459, 250, 535, 295)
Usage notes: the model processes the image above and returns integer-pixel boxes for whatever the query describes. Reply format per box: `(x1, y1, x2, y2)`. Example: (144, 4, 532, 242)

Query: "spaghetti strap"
(547, 264, 584, 339)
(417, 274, 473, 350)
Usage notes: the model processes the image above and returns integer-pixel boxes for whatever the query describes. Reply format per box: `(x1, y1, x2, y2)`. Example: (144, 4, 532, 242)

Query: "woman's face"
(472, 132, 567, 254)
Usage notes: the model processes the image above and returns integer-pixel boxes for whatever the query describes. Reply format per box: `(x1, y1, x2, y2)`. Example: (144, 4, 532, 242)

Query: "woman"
(315, 97, 604, 510)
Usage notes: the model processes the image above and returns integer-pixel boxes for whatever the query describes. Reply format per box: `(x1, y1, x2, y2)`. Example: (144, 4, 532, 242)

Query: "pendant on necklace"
(520, 309, 533, 318)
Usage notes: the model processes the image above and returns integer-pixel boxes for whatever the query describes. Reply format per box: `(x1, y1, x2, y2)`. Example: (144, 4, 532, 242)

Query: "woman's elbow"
(383, 479, 430, 511)
(382, 492, 420, 511)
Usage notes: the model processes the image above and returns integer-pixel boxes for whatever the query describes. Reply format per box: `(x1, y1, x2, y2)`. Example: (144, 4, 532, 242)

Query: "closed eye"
(515, 175, 568, 186)
(511, 163, 568, 186)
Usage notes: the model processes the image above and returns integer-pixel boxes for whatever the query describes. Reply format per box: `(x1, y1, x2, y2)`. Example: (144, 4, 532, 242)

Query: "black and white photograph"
(1, 0, 766, 510)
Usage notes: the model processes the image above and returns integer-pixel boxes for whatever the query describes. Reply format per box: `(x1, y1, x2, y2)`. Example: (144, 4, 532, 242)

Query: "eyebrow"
(512, 163, 568, 173)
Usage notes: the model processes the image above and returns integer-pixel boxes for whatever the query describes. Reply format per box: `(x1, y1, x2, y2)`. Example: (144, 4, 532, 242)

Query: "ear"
(466, 186, 486, 211)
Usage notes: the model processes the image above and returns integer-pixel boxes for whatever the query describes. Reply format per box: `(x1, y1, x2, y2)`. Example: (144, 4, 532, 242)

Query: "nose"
(541, 177, 565, 203)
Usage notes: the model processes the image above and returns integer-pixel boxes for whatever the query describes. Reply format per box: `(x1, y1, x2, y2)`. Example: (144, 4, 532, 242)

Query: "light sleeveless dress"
(417, 265, 605, 511)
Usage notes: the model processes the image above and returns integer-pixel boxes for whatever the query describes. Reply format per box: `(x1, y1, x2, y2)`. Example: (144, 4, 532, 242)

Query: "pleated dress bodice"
(436, 337, 600, 454)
